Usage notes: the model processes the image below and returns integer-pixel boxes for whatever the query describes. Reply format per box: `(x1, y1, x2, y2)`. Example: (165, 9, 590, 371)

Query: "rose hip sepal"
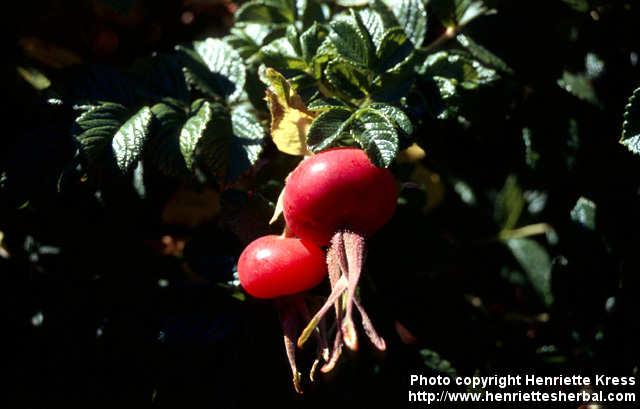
(283, 148, 395, 359)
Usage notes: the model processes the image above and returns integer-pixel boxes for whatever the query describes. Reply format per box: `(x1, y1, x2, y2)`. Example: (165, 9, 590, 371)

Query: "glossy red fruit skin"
(238, 235, 327, 299)
(283, 148, 397, 246)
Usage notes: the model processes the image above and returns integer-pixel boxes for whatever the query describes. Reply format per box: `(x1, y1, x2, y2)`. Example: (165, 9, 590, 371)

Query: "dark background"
(2, 0, 639, 407)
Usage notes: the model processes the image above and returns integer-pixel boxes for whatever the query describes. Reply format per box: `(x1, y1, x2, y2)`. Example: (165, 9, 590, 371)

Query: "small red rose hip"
(283, 148, 397, 246)
(238, 235, 327, 299)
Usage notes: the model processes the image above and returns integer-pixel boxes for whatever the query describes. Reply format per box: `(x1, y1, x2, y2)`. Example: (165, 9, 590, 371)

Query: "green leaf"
(225, 23, 285, 62)
(306, 107, 353, 151)
(180, 100, 264, 183)
(419, 349, 457, 377)
(300, 23, 328, 64)
(358, 8, 387, 49)
(235, 1, 293, 24)
(620, 87, 640, 155)
(75, 102, 128, 165)
(148, 100, 189, 178)
(456, 33, 513, 74)
(430, 0, 493, 28)
(229, 104, 266, 182)
(260, 37, 307, 72)
(329, 12, 374, 67)
(17, 66, 51, 90)
(377, 28, 414, 72)
(325, 58, 371, 99)
(369, 103, 413, 135)
(129, 52, 191, 102)
(112, 106, 153, 172)
(506, 238, 553, 307)
(560, 0, 590, 12)
(570, 197, 596, 231)
(336, 0, 369, 5)
(192, 38, 247, 102)
(557, 71, 599, 105)
(307, 97, 348, 111)
(297, 0, 328, 29)
(495, 175, 524, 231)
(420, 51, 499, 98)
(380, 0, 427, 47)
(180, 100, 228, 172)
(352, 109, 399, 167)
(371, 57, 417, 101)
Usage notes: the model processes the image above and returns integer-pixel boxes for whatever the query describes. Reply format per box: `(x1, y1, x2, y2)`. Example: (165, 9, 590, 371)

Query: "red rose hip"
(283, 148, 397, 245)
(238, 235, 327, 299)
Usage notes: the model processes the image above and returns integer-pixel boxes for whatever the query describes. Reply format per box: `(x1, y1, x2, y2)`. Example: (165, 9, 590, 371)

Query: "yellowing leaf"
(397, 143, 426, 163)
(263, 68, 314, 156)
(19, 37, 82, 68)
(411, 164, 444, 212)
(17, 66, 51, 90)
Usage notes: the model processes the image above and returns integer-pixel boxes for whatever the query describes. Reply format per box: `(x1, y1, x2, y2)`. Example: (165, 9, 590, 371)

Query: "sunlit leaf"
(262, 68, 315, 155)
(329, 12, 374, 67)
(570, 197, 596, 231)
(557, 71, 599, 105)
(380, 0, 427, 47)
(352, 108, 399, 167)
(620, 87, 640, 155)
(506, 238, 554, 307)
(306, 107, 353, 151)
(112, 106, 153, 172)
(192, 38, 247, 102)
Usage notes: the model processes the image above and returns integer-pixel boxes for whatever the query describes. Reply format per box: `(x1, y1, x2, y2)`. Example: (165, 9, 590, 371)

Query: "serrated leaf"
(75, 102, 128, 165)
(421, 51, 499, 97)
(358, 8, 387, 49)
(620, 87, 640, 155)
(148, 100, 189, 177)
(229, 104, 266, 181)
(352, 109, 399, 167)
(262, 68, 314, 155)
(180, 100, 263, 184)
(297, 0, 328, 28)
(371, 53, 417, 101)
(329, 12, 374, 67)
(381, 0, 427, 47)
(307, 97, 348, 111)
(369, 103, 413, 135)
(506, 238, 553, 307)
(557, 71, 599, 105)
(112, 106, 153, 172)
(456, 33, 513, 74)
(325, 58, 371, 99)
(300, 23, 328, 64)
(431, 0, 493, 28)
(236, 1, 293, 24)
(130, 52, 190, 102)
(260, 37, 307, 72)
(225, 23, 286, 63)
(570, 197, 596, 230)
(336, 0, 369, 5)
(192, 38, 247, 103)
(180, 100, 225, 170)
(306, 107, 353, 151)
(377, 28, 414, 73)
